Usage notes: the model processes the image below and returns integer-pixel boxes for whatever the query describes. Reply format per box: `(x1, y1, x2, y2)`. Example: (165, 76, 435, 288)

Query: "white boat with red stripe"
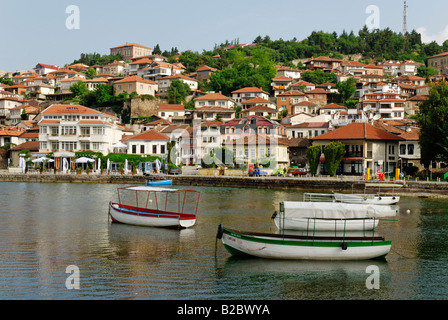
(109, 186, 200, 229)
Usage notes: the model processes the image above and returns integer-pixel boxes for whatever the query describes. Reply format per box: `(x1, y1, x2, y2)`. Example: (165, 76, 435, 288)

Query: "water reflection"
(1, 182, 448, 299)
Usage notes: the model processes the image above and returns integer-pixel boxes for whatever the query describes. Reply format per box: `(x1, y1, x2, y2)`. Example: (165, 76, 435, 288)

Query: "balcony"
(78, 134, 91, 140)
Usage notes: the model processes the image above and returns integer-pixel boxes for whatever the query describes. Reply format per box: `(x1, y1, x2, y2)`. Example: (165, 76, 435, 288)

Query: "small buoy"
(271, 211, 278, 220)
(406, 209, 411, 214)
(341, 242, 348, 250)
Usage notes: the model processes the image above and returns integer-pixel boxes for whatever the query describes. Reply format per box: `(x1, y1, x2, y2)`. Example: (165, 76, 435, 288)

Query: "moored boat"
(303, 183, 402, 205)
(145, 179, 173, 186)
(109, 186, 200, 228)
(216, 224, 391, 261)
(272, 201, 398, 231)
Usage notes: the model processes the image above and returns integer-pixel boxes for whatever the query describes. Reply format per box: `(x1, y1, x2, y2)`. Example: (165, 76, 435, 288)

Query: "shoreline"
(1, 172, 448, 198)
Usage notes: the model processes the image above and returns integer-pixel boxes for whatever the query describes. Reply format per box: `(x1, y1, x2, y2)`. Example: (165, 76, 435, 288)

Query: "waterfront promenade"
(1, 170, 448, 197)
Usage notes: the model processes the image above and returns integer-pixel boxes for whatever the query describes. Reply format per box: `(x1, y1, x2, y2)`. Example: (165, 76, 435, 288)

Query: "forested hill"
(180, 27, 446, 72)
(71, 27, 447, 96)
(173, 27, 445, 95)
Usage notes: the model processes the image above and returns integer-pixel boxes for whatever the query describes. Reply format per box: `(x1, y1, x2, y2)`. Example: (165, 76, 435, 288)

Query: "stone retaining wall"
(1, 173, 448, 196)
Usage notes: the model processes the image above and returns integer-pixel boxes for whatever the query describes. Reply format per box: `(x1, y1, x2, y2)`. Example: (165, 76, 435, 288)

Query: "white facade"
(231, 87, 270, 104)
(38, 104, 130, 156)
(157, 75, 198, 95)
(126, 130, 170, 159)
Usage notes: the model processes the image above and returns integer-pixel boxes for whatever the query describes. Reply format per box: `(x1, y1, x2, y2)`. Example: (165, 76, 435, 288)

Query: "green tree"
(416, 82, 448, 167)
(153, 44, 162, 55)
(0, 77, 13, 86)
(86, 67, 96, 79)
(336, 78, 357, 105)
(417, 65, 438, 83)
(323, 141, 346, 176)
(301, 69, 337, 85)
(306, 144, 322, 176)
(167, 79, 191, 104)
(69, 81, 89, 97)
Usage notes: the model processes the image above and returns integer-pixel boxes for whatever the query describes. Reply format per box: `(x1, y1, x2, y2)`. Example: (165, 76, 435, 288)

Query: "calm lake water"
(0, 181, 448, 300)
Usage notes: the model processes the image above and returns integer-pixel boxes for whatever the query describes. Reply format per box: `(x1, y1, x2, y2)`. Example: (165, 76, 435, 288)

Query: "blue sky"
(1, 0, 448, 72)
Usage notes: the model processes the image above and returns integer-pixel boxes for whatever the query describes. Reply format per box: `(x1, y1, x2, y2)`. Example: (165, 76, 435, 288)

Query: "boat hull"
(219, 226, 391, 261)
(273, 215, 379, 231)
(109, 202, 195, 228)
(145, 180, 173, 186)
(334, 193, 400, 205)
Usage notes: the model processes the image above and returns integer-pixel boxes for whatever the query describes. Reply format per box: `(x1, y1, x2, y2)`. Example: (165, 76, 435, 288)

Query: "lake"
(0, 181, 447, 300)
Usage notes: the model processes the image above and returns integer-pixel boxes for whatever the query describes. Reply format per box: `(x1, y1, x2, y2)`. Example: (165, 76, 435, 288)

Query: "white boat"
(303, 183, 402, 205)
(303, 192, 400, 205)
(217, 224, 391, 261)
(109, 186, 200, 229)
(272, 201, 398, 231)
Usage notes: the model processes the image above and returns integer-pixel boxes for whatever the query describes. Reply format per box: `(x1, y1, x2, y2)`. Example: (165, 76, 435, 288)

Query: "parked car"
(248, 168, 268, 177)
(288, 167, 309, 176)
(168, 167, 182, 175)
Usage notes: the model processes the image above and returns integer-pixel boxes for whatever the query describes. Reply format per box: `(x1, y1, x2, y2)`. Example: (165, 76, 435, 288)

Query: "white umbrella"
(124, 159, 129, 174)
(63, 158, 69, 174)
(111, 142, 127, 148)
(107, 158, 110, 171)
(155, 159, 161, 172)
(19, 157, 26, 173)
(75, 157, 95, 163)
(97, 158, 101, 172)
(32, 157, 44, 163)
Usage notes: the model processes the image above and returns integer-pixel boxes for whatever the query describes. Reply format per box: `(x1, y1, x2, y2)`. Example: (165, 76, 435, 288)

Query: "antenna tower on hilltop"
(403, 1, 409, 36)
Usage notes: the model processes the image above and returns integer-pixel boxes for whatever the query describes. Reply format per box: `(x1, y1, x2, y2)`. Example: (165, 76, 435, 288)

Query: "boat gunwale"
(110, 202, 196, 220)
(222, 227, 388, 244)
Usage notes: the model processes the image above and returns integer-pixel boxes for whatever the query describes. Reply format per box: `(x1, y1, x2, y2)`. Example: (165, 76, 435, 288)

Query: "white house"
(158, 104, 186, 122)
(0, 97, 21, 123)
(157, 74, 198, 95)
(33, 63, 59, 76)
(126, 129, 170, 159)
(38, 104, 133, 158)
(231, 87, 270, 104)
(193, 92, 236, 122)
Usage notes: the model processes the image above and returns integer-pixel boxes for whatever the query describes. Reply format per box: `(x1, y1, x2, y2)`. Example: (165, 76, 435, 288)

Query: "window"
(153, 145, 157, 154)
(80, 127, 90, 136)
(160, 145, 165, 154)
(92, 127, 105, 135)
(40, 142, 47, 149)
(408, 144, 414, 155)
(132, 145, 137, 154)
(388, 145, 395, 155)
(61, 126, 76, 135)
(400, 144, 406, 155)
(61, 141, 77, 151)
(80, 142, 90, 150)
(40, 126, 47, 134)
(140, 145, 145, 154)
(91, 142, 101, 150)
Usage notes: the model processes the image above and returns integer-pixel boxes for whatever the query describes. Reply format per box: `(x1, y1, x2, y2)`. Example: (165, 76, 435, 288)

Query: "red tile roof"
(114, 75, 156, 84)
(42, 104, 103, 114)
(312, 123, 404, 141)
(128, 129, 170, 140)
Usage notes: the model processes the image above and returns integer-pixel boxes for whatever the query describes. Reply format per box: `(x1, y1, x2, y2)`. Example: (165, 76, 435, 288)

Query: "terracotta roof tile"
(312, 123, 404, 141)
(128, 129, 170, 140)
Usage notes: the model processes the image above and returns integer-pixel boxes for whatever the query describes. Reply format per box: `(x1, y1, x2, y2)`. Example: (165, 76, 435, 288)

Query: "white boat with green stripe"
(216, 224, 391, 261)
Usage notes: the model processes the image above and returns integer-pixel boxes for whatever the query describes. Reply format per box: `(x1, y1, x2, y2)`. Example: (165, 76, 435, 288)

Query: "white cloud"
(417, 25, 448, 44)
